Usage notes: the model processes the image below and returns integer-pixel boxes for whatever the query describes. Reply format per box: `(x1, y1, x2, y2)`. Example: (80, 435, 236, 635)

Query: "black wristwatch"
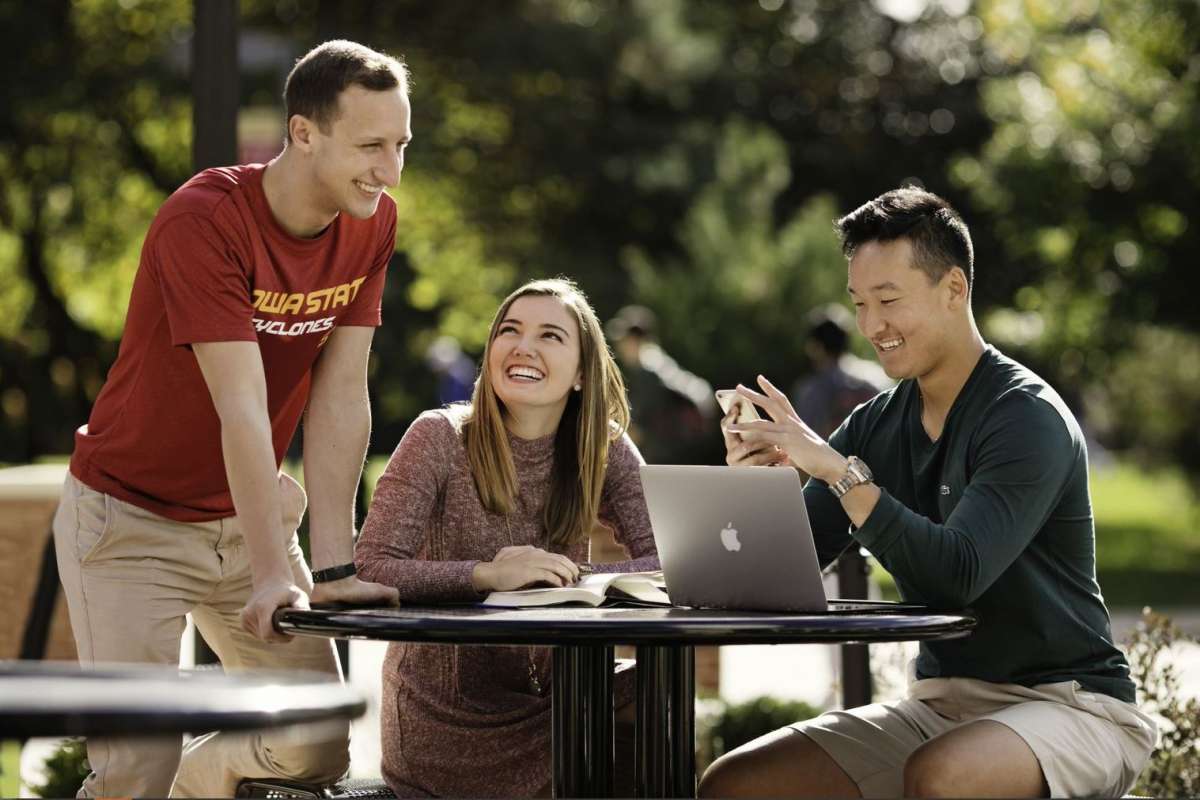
(312, 562, 357, 584)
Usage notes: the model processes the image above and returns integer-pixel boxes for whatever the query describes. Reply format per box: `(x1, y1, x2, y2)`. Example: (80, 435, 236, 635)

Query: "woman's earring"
(573, 383, 582, 392)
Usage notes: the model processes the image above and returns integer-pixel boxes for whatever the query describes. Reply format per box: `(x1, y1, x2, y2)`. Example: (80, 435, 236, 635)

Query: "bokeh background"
(3, 2, 1200, 794)
(1, 0, 1198, 605)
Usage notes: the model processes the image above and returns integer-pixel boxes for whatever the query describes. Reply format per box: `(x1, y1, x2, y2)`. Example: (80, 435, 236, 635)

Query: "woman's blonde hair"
(463, 278, 630, 547)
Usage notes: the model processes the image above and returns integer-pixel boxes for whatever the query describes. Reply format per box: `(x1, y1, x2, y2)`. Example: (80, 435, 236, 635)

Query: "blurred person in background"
(51, 41, 405, 797)
(607, 304, 716, 463)
(356, 278, 659, 797)
(425, 334, 477, 405)
(793, 304, 892, 439)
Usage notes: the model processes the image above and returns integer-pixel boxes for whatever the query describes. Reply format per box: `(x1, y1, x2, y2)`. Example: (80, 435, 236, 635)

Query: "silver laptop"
(639, 464, 835, 612)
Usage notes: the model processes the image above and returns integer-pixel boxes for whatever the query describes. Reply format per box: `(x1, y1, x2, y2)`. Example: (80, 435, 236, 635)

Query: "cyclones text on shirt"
(251, 275, 366, 338)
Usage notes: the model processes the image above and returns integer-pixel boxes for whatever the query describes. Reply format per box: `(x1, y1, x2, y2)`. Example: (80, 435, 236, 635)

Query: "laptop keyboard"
(826, 600, 923, 612)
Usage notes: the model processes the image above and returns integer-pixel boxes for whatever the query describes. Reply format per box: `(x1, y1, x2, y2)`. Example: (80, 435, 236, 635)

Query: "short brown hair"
(283, 40, 409, 142)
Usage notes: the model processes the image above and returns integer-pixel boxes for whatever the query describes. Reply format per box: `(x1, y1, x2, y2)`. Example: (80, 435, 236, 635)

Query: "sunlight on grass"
(872, 463, 1200, 607)
(1091, 464, 1200, 571)
(0, 740, 21, 798)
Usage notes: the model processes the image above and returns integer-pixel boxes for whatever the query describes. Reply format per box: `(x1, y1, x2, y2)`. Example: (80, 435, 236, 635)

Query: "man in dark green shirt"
(699, 188, 1155, 799)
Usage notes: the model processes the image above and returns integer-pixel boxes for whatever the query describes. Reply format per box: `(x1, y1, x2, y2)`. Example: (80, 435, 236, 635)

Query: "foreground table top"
(0, 660, 366, 737)
(275, 602, 977, 646)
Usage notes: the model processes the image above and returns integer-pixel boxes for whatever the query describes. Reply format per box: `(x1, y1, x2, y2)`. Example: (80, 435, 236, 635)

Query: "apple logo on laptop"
(720, 522, 741, 552)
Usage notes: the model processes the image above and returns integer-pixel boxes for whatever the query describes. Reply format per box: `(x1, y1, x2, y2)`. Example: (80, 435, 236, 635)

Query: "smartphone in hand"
(716, 388, 788, 467)
(715, 389, 762, 432)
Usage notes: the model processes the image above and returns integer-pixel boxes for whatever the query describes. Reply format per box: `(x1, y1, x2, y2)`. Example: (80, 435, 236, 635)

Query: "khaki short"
(794, 671, 1157, 798)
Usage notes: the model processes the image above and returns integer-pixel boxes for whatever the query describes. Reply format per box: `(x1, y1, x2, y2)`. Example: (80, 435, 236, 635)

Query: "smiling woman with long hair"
(355, 278, 659, 797)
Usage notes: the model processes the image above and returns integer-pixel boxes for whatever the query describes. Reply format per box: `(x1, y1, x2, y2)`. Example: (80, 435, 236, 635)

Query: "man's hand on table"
(311, 575, 401, 607)
(242, 579, 309, 643)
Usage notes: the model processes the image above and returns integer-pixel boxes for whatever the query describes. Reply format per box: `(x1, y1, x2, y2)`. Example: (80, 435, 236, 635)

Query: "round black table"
(276, 603, 975, 798)
(0, 660, 367, 738)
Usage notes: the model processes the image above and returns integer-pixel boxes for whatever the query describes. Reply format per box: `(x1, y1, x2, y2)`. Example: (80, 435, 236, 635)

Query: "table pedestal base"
(551, 644, 696, 799)
(636, 645, 695, 798)
(553, 644, 614, 798)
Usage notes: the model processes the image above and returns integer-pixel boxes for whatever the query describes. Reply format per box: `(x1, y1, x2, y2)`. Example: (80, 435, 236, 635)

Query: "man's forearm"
(840, 482, 881, 527)
(219, 409, 293, 588)
(303, 388, 370, 570)
(811, 451, 881, 528)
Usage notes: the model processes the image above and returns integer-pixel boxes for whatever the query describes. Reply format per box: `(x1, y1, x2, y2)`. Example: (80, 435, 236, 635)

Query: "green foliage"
(1, 0, 1198, 496)
(0, 0, 189, 456)
(958, 0, 1200, 487)
(1095, 327, 1200, 489)
(1125, 610, 1200, 798)
(392, 174, 515, 352)
(0, 740, 20, 798)
(696, 695, 821, 772)
(626, 119, 850, 394)
(30, 738, 89, 799)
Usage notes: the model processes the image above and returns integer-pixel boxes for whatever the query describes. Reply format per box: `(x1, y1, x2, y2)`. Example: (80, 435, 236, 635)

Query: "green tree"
(0, 0, 192, 458)
(626, 119, 850, 395)
(5, 0, 1198, 489)
(959, 0, 1200, 482)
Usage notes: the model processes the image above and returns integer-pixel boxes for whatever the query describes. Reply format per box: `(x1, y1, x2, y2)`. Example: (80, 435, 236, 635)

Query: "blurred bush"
(1126, 609, 1200, 798)
(696, 695, 821, 773)
(30, 738, 88, 799)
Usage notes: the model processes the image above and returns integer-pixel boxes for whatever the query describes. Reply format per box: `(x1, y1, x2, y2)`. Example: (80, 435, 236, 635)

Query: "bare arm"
(304, 326, 373, 569)
(304, 326, 399, 606)
(193, 341, 304, 642)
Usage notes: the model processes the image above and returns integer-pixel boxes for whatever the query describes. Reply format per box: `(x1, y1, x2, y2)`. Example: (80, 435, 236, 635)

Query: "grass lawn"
(873, 463, 1200, 608)
(1, 740, 21, 797)
(1091, 463, 1200, 608)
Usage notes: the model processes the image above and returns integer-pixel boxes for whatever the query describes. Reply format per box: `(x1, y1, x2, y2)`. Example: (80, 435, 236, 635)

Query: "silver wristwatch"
(829, 456, 874, 499)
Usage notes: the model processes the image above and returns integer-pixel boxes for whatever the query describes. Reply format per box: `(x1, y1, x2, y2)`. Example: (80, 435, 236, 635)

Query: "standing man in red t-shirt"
(52, 40, 407, 798)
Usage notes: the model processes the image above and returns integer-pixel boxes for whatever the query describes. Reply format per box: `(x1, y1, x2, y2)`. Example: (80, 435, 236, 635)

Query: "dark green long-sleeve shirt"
(805, 345, 1135, 702)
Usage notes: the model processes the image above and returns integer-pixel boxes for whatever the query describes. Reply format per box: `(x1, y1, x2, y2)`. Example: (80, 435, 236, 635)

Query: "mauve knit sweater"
(355, 407, 659, 797)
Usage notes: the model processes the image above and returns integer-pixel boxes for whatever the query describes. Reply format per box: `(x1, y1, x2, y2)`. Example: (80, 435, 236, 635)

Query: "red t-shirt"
(70, 164, 397, 522)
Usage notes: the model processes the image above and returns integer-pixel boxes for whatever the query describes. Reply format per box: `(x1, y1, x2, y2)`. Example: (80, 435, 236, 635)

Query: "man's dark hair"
(283, 40, 409, 142)
(835, 187, 974, 289)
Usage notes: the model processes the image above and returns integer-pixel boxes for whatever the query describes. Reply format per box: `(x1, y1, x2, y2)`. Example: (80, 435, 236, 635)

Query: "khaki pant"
(53, 473, 350, 798)
(796, 669, 1157, 798)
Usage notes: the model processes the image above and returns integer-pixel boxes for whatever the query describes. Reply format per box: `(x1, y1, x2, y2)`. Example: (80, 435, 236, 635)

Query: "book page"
(481, 585, 605, 607)
(481, 570, 669, 607)
(606, 572, 670, 605)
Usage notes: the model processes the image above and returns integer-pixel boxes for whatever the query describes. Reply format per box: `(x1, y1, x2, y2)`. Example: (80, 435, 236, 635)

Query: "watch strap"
(312, 562, 357, 584)
(829, 456, 873, 499)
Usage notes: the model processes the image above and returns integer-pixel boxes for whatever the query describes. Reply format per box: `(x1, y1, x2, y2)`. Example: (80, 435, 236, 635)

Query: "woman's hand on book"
(472, 547, 581, 592)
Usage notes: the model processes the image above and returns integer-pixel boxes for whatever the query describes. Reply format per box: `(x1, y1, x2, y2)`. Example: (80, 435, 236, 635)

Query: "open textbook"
(481, 570, 671, 608)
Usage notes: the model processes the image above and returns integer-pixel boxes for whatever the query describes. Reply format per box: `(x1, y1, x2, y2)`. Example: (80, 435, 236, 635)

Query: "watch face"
(849, 457, 872, 481)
